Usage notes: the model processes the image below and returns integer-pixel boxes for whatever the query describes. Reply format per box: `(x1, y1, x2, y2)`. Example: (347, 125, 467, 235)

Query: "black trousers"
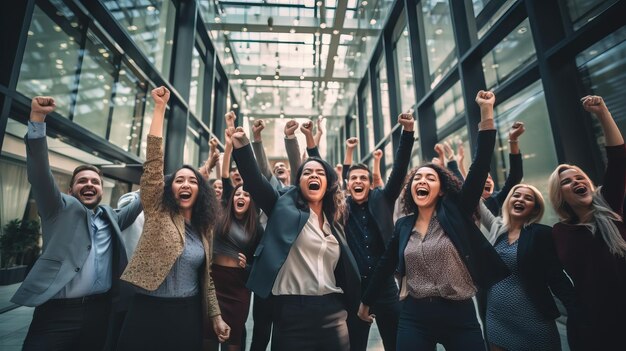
(271, 294, 349, 351)
(396, 296, 485, 351)
(115, 293, 202, 351)
(250, 294, 274, 351)
(22, 294, 111, 351)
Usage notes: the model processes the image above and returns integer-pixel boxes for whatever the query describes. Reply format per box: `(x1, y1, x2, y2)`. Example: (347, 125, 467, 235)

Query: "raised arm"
(444, 142, 464, 181)
(343, 137, 358, 181)
(199, 138, 220, 180)
(477, 201, 499, 243)
(372, 150, 384, 188)
(284, 120, 302, 185)
(231, 127, 280, 215)
(25, 97, 64, 220)
(490, 122, 525, 212)
(251, 119, 274, 181)
(458, 90, 497, 215)
(381, 113, 416, 202)
(141, 87, 170, 213)
(313, 117, 324, 147)
(300, 119, 321, 158)
(456, 140, 468, 178)
(584, 96, 626, 213)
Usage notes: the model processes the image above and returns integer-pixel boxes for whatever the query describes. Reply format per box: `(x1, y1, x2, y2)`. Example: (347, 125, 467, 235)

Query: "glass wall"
(189, 46, 206, 119)
(17, 3, 83, 117)
(438, 126, 471, 173)
(564, 0, 619, 30)
(377, 56, 392, 140)
(473, 0, 517, 39)
(483, 18, 536, 89)
(394, 26, 416, 113)
(434, 81, 464, 133)
(362, 83, 375, 152)
(109, 63, 146, 154)
(493, 80, 559, 225)
(103, 0, 176, 77)
(576, 25, 626, 151)
(420, 0, 457, 89)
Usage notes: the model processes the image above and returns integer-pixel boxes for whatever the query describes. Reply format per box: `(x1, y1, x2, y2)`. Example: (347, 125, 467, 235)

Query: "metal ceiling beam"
(232, 73, 358, 83)
(323, 0, 349, 80)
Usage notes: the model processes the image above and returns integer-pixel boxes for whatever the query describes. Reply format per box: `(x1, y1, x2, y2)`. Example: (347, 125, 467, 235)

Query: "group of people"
(11, 86, 625, 351)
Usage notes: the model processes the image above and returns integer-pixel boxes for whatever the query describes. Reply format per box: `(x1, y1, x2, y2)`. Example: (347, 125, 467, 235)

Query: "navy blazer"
(233, 143, 361, 314)
(363, 130, 510, 305)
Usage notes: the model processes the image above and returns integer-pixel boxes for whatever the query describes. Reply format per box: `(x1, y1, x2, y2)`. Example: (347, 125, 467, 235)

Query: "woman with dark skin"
(358, 91, 509, 350)
(547, 95, 625, 349)
(117, 87, 229, 350)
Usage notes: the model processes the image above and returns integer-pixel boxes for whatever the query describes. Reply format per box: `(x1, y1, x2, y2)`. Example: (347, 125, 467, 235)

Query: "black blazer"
(362, 130, 510, 305)
(232, 143, 361, 314)
(484, 153, 523, 215)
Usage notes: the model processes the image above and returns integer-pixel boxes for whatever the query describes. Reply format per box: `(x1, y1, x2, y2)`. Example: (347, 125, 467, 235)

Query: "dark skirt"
(208, 264, 251, 346)
(116, 293, 202, 351)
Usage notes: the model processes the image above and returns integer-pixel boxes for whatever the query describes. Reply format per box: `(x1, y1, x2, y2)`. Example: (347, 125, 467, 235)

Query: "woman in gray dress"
(478, 184, 578, 350)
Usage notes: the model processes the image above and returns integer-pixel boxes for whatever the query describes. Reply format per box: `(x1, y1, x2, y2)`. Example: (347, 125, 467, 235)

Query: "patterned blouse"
(404, 216, 476, 300)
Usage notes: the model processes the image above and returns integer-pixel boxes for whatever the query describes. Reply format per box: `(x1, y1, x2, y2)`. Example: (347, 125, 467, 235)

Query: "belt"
(47, 292, 109, 305)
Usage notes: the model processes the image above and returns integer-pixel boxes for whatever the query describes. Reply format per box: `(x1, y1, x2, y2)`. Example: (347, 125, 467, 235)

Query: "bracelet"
(508, 139, 518, 143)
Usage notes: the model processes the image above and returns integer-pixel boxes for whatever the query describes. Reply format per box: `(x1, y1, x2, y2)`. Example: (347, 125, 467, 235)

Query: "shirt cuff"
(27, 121, 46, 139)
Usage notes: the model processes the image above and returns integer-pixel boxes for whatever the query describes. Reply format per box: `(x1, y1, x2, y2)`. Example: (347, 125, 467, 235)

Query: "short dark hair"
(70, 165, 102, 187)
(347, 164, 372, 182)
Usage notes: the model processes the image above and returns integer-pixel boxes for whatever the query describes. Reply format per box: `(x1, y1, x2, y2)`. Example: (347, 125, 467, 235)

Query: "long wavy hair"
(215, 184, 259, 243)
(163, 165, 220, 241)
(548, 164, 626, 257)
(294, 157, 346, 223)
(401, 163, 463, 216)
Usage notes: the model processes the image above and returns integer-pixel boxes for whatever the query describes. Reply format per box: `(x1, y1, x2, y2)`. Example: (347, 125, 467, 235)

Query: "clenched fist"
(284, 120, 299, 137)
(252, 119, 265, 142)
(30, 96, 56, 122)
(397, 113, 415, 131)
(475, 90, 495, 109)
(151, 86, 170, 106)
(373, 149, 383, 160)
(300, 120, 314, 135)
(345, 137, 359, 149)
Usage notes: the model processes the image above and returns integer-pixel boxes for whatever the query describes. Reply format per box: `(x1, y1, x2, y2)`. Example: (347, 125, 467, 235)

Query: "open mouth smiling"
(235, 199, 246, 208)
(81, 189, 96, 198)
(573, 185, 588, 195)
(353, 186, 364, 193)
(416, 187, 429, 198)
(308, 180, 321, 190)
(179, 191, 192, 200)
(513, 203, 525, 212)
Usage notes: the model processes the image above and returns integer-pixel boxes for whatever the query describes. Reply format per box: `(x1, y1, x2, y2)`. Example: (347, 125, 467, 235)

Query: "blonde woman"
(477, 184, 577, 350)
(547, 95, 625, 349)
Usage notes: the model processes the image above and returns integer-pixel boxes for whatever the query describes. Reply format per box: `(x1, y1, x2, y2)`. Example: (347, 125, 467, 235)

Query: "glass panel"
(434, 81, 464, 132)
(473, 0, 517, 39)
(576, 25, 626, 152)
(17, 4, 82, 117)
(73, 30, 116, 138)
(362, 83, 375, 152)
(482, 18, 536, 89)
(493, 80, 559, 225)
(103, 0, 175, 77)
(189, 46, 206, 118)
(377, 57, 392, 139)
(184, 130, 200, 167)
(564, 0, 619, 30)
(109, 63, 145, 153)
(420, 0, 458, 89)
(395, 26, 416, 113)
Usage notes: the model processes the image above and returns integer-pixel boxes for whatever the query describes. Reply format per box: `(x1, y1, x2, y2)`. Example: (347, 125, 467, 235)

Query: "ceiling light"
(256, 76, 262, 81)
(300, 75, 305, 80)
(316, 1, 322, 6)
(234, 68, 240, 75)
(320, 22, 327, 29)
(232, 103, 239, 108)
(333, 30, 339, 35)
(225, 47, 230, 53)
(370, 19, 376, 25)
(215, 16, 221, 23)
(147, 5, 156, 12)
(362, 1, 368, 5)
(517, 26, 527, 34)
(238, 79, 243, 83)
(290, 28, 296, 33)
(293, 17, 300, 26)
(435, 28, 443, 35)
(242, 27, 248, 32)
(280, 113, 285, 118)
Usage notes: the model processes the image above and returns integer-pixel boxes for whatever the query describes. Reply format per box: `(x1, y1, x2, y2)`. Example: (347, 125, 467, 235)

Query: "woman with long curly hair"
(229, 120, 360, 351)
(477, 184, 577, 350)
(358, 91, 510, 350)
(207, 184, 263, 351)
(116, 87, 230, 350)
(547, 95, 625, 349)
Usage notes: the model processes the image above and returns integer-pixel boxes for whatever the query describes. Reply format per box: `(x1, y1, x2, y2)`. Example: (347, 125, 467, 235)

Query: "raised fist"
(209, 137, 219, 151)
(231, 126, 249, 149)
(581, 95, 609, 116)
(31, 96, 56, 121)
(224, 111, 236, 128)
(151, 86, 170, 105)
(475, 90, 495, 108)
(373, 149, 383, 160)
(434, 143, 445, 159)
(508, 121, 525, 141)
(345, 137, 359, 149)
(397, 113, 415, 131)
(300, 120, 314, 135)
(443, 141, 454, 161)
(316, 117, 324, 134)
(252, 119, 265, 141)
(284, 120, 299, 136)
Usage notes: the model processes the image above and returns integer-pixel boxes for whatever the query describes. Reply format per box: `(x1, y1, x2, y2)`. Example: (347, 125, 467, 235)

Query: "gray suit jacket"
(11, 136, 142, 307)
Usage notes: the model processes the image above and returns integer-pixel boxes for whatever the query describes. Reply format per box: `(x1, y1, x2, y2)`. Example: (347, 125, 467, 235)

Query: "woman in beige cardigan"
(116, 87, 230, 350)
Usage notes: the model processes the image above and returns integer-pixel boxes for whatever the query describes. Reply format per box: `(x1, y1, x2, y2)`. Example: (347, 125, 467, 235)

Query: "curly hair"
(294, 157, 346, 223)
(401, 163, 463, 215)
(162, 165, 220, 241)
(215, 184, 259, 243)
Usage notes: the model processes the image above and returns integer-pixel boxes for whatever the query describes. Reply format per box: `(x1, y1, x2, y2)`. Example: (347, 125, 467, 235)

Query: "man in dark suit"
(11, 96, 142, 350)
(343, 113, 415, 351)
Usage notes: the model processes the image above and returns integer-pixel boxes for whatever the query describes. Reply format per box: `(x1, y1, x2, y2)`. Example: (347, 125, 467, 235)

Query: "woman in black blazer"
(358, 91, 509, 350)
(477, 183, 577, 350)
(229, 124, 360, 351)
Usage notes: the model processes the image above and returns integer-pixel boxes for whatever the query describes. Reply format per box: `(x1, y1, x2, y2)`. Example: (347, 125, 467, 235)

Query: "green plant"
(0, 219, 40, 268)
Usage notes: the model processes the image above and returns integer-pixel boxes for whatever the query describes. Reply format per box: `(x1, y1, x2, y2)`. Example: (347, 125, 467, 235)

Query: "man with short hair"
(344, 113, 415, 351)
(12, 96, 142, 351)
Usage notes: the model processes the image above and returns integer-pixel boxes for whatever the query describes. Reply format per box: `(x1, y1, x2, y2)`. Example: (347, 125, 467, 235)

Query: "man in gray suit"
(12, 96, 142, 350)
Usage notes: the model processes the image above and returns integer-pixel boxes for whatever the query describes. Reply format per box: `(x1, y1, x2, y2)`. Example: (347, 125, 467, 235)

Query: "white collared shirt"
(272, 210, 343, 296)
